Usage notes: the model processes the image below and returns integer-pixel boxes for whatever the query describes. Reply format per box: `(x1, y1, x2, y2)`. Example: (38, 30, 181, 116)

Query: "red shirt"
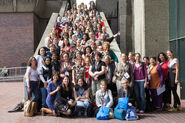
(160, 60, 168, 80)
(85, 67, 92, 83)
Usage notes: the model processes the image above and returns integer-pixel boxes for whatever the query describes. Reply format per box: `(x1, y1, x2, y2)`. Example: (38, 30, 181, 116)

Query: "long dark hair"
(158, 52, 168, 63)
(62, 75, 72, 91)
(75, 78, 88, 91)
(27, 56, 37, 67)
(84, 46, 92, 55)
(38, 47, 46, 56)
(44, 56, 52, 69)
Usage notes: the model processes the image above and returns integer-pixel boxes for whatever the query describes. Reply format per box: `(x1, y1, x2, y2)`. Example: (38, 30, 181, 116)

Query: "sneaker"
(177, 106, 183, 111)
(139, 110, 144, 113)
(168, 108, 177, 112)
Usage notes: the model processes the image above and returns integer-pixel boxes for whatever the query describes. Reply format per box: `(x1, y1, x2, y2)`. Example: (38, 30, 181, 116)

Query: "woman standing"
(41, 73, 61, 116)
(148, 57, 163, 110)
(114, 53, 134, 94)
(104, 55, 117, 97)
(167, 50, 182, 111)
(84, 56, 92, 87)
(39, 56, 52, 108)
(89, 52, 105, 97)
(133, 53, 147, 113)
(60, 53, 73, 81)
(158, 52, 170, 110)
(35, 47, 46, 71)
(26, 57, 39, 103)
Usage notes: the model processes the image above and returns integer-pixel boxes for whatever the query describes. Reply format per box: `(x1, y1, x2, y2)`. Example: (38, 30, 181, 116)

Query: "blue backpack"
(114, 108, 127, 120)
(114, 97, 129, 120)
(96, 106, 110, 120)
(116, 97, 129, 109)
(125, 106, 138, 121)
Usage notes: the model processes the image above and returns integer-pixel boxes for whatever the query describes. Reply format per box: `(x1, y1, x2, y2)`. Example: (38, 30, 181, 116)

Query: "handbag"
(125, 106, 138, 121)
(24, 100, 36, 117)
(96, 106, 110, 120)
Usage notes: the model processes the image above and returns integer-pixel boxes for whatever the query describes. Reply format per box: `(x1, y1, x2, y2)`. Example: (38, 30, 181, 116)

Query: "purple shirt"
(133, 62, 147, 81)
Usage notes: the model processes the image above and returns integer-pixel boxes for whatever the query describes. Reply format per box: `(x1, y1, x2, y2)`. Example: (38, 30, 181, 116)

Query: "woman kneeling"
(41, 72, 61, 116)
(74, 78, 90, 116)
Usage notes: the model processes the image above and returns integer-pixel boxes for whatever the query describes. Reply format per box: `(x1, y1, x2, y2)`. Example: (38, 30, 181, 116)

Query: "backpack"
(114, 108, 127, 120)
(116, 97, 129, 110)
(125, 106, 138, 121)
(24, 100, 36, 117)
(114, 97, 129, 120)
(96, 106, 110, 120)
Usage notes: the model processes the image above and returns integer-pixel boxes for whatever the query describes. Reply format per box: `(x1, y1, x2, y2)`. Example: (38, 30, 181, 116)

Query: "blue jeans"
(134, 81, 146, 111)
(25, 81, 39, 102)
(40, 87, 48, 108)
(76, 101, 90, 108)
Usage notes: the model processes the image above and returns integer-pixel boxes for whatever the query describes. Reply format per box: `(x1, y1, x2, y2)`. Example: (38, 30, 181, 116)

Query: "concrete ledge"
(59, 1, 67, 17)
(100, 12, 121, 62)
(34, 13, 58, 57)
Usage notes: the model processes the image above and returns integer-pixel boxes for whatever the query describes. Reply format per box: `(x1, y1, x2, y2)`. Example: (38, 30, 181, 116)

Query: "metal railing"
(0, 67, 27, 82)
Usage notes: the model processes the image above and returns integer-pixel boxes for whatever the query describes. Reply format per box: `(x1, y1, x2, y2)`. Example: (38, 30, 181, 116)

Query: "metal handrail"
(0, 67, 27, 82)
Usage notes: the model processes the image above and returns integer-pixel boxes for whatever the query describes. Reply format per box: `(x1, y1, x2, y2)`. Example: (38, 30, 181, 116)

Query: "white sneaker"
(139, 110, 144, 113)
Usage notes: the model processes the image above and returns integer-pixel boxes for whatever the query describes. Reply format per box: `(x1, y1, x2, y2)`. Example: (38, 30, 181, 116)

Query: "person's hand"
(116, 73, 120, 77)
(117, 32, 120, 36)
(44, 81, 48, 88)
(60, 74, 65, 78)
(76, 97, 80, 101)
(56, 86, 61, 91)
(28, 87, 31, 93)
(94, 75, 98, 80)
(144, 82, 147, 88)
(175, 79, 179, 84)
(129, 82, 133, 87)
(68, 100, 73, 105)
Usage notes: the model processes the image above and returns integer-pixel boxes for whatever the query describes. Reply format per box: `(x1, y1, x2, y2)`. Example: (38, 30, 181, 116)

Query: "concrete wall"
(144, 0, 169, 57)
(0, 0, 64, 18)
(96, 0, 118, 18)
(133, 0, 169, 57)
(0, 13, 34, 67)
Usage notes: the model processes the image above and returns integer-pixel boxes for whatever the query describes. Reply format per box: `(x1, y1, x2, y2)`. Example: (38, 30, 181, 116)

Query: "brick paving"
(1, 82, 185, 123)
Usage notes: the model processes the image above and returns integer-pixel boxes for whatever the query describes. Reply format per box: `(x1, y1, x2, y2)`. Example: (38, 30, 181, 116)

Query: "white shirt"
(168, 58, 178, 69)
(26, 67, 39, 82)
(35, 55, 46, 71)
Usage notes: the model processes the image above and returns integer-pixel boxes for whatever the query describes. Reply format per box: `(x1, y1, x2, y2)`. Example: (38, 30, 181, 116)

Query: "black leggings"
(170, 84, 181, 108)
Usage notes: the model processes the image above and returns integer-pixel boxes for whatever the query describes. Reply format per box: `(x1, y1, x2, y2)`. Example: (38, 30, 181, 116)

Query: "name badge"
(124, 72, 130, 79)
(148, 75, 151, 80)
(65, 71, 69, 76)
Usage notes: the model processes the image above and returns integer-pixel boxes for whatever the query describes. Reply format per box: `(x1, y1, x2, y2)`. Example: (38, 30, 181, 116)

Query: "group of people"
(9, 1, 182, 118)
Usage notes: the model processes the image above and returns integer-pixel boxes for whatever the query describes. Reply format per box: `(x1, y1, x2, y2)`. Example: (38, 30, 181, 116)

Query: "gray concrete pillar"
(133, 0, 145, 57)
(119, 0, 127, 53)
(119, 0, 133, 53)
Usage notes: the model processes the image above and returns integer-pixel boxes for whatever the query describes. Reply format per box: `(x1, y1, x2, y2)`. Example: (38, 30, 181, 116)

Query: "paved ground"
(1, 82, 185, 123)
